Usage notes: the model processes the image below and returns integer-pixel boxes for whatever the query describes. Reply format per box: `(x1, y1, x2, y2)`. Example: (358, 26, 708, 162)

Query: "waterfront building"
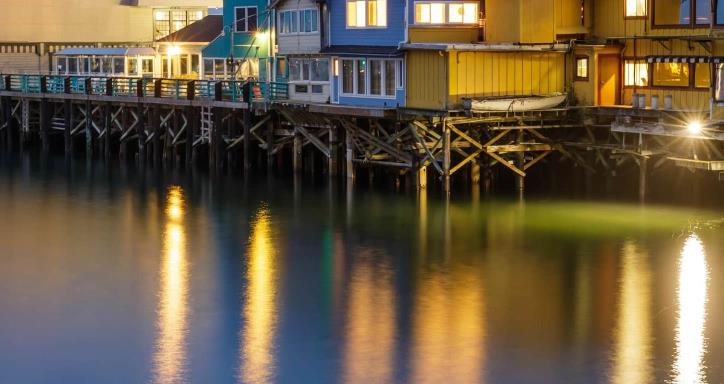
(271, 0, 330, 103)
(202, 0, 274, 80)
(323, 0, 407, 108)
(0, 0, 221, 74)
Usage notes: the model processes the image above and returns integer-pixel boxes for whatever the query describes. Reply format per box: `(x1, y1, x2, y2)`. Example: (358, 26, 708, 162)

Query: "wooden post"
(329, 125, 338, 176)
(137, 103, 146, 166)
(243, 109, 252, 171)
(482, 159, 492, 195)
(515, 130, 525, 194)
(345, 127, 354, 180)
(2, 97, 10, 150)
(151, 107, 162, 168)
(85, 100, 93, 159)
(104, 103, 112, 162)
(639, 156, 648, 202)
(39, 98, 50, 151)
(185, 106, 195, 167)
(293, 127, 303, 173)
(211, 107, 223, 171)
(266, 112, 275, 170)
(442, 122, 451, 194)
(416, 165, 428, 189)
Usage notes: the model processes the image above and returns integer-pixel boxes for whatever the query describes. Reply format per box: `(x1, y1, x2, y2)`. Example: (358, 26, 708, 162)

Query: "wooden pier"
(1, 74, 723, 197)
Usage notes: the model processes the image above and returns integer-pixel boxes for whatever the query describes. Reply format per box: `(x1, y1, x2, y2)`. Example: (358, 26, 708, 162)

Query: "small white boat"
(469, 94, 567, 112)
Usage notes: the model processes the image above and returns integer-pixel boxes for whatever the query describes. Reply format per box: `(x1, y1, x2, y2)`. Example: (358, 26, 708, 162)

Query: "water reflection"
(153, 186, 189, 384)
(672, 235, 709, 384)
(343, 250, 396, 384)
(412, 265, 486, 383)
(611, 242, 652, 384)
(240, 207, 278, 384)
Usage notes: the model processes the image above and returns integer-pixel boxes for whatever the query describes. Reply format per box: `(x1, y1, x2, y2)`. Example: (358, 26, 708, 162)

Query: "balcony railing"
(0, 74, 289, 104)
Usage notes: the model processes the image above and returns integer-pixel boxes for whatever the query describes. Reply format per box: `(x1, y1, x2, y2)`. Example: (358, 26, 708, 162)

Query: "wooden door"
(598, 55, 620, 106)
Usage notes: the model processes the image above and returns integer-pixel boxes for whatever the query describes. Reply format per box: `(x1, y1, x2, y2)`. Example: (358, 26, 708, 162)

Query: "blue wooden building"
(203, 0, 273, 81)
(322, 0, 406, 108)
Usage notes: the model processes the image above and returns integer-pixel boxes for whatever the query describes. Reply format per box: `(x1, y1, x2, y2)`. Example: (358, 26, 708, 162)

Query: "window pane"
(369, 0, 386, 26)
(292, 10, 299, 31)
(655, 0, 689, 24)
(342, 60, 354, 93)
(716, 64, 724, 101)
(279, 12, 287, 34)
(415, 3, 431, 23)
(449, 3, 463, 23)
(56, 57, 67, 74)
(236, 8, 247, 31)
(370, 60, 382, 95)
(695, 0, 710, 24)
(113, 57, 125, 75)
(214, 59, 225, 75)
(368, 0, 378, 25)
(311, 59, 329, 81)
(180, 55, 189, 75)
(142, 59, 154, 75)
(191, 55, 200, 74)
(385, 60, 395, 95)
(68, 57, 78, 74)
(397, 61, 403, 87)
(347, 1, 358, 26)
(276, 58, 288, 78)
(576, 57, 588, 78)
(695, 63, 710, 88)
(625, 0, 646, 16)
(102, 58, 112, 74)
(128, 58, 138, 76)
(204, 59, 214, 76)
(302, 60, 311, 80)
(357, 1, 366, 26)
(719, 0, 724, 24)
(431, 3, 445, 23)
(357, 59, 367, 94)
(463, 3, 478, 23)
(624, 61, 648, 86)
(248, 8, 258, 31)
(311, 84, 323, 93)
(290, 59, 301, 81)
(302, 10, 312, 32)
(653, 62, 689, 87)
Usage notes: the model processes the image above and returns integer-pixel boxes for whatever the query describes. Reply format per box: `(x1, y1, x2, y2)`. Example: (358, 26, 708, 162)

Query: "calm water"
(0, 155, 723, 384)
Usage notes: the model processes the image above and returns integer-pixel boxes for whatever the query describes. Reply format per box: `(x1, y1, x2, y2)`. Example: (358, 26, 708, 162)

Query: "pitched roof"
(156, 15, 223, 43)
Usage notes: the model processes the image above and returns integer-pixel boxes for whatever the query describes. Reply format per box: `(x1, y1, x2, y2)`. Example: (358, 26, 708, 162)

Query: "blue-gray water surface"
(0, 154, 723, 383)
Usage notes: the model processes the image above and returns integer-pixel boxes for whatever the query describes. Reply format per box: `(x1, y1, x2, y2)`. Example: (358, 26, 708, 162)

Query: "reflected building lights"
(153, 186, 189, 384)
(343, 252, 396, 384)
(241, 207, 278, 384)
(612, 242, 652, 384)
(672, 235, 709, 384)
(412, 267, 486, 384)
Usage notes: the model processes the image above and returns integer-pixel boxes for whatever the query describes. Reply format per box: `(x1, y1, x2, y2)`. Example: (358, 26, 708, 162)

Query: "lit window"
(575, 56, 588, 80)
(653, 62, 690, 87)
(235, 7, 258, 32)
(415, 2, 477, 24)
(695, 62, 710, 88)
(448, 3, 478, 24)
(625, 0, 646, 17)
(654, 0, 710, 25)
(624, 60, 649, 86)
(347, 0, 386, 27)
(340, 58, 399, 97)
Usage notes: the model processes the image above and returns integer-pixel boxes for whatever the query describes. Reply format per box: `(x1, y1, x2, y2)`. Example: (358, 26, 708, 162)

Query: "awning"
(54, 47, 156, 56)
(646, 56, 722, 64)
(321, 45, 402, 58)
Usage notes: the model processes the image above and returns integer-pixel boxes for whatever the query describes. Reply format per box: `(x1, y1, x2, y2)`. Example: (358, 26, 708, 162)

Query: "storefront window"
(342, 60, 354, 93)
(370, 60, 382, 95)
(694, 63, 710, 88)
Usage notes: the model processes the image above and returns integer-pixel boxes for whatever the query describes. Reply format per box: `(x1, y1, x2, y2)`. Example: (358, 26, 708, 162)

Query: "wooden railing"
(0, 74, 289, 103)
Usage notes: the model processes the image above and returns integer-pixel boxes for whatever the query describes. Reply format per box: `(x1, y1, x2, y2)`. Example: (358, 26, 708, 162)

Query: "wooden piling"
(85, 100, 93, 159)
(329, 125, 338, 176)
(266, 112, 275, 170)
(211, 107, 223, 171)
(39, 98, 49, 152)
(442, 122, 451, 194)
(243, 109, 252, 171)
(515, 130, 525, 194)
(639, 156, 648, 202)
(185, 106, 195, 167)
(345, 127, 354, 180)
(136, 103, 146, 166)
(104, 103, 112, 162)
(293, 127, 303, 173)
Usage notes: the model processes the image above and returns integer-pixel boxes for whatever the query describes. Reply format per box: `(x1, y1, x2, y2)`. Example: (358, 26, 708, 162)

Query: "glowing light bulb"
(688, 121, 703, 135)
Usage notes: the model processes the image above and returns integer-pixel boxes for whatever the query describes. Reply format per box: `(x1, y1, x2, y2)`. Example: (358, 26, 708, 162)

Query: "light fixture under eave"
(168, 45, 181, 56)
(255, 31, 269, 41)
(688, 121, 703, 135)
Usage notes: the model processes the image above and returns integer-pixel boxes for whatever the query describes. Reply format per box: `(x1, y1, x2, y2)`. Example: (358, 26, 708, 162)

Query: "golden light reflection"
(241, 207, 278, 384)
(611, 242, 652, 384)
(672, 235, 709, 384)
(343, 252, 396, 384)
(412, 266, 486, 384)
(153, 186, 189, 384)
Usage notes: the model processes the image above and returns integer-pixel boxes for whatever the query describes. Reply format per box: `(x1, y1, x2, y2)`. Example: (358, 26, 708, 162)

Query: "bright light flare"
(688, 121, 703, 135)
(168, 45, 181, 56)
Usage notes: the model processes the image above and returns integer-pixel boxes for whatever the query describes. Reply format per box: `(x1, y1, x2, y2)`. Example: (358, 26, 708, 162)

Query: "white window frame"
(279, 8, 319, 35)
(235, 6, 258, 33)
(299, 8, 320, 34)
(339, 57, 401, 99)
(624, 59, 649, 87)
(288, 58, 330, 84)
(346, 0, 388, 28)
(625, 0, 646, 17)
(278, 10, 299, 35)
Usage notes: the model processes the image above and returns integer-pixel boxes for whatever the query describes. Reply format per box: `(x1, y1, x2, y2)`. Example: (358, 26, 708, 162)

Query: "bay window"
(347, 0, 387, 27)
(279, 9, 318, 34)
(340, 58, 401, 97)
(624, 60, 648, 87)
(279, 10, 299, 34)
(415, 2, 478, 24)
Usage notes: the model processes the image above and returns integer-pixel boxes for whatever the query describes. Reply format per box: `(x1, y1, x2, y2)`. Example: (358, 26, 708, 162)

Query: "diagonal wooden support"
(227, 115, 270, 150)
(409, 123, 443, 175)
(485, 151, 526, 177)
(296, 125, 331, 158)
